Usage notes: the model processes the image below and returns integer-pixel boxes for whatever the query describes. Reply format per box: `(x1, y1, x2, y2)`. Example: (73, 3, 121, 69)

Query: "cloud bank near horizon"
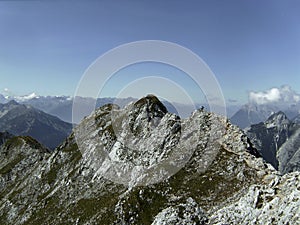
(249, 85, 300, 105)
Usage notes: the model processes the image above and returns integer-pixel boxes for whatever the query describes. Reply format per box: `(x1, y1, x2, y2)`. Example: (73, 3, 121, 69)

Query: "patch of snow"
(15, 93, 39, 101)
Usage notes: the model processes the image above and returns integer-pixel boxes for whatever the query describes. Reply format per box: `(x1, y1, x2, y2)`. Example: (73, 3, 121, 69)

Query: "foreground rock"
(210, 171, 300, 225)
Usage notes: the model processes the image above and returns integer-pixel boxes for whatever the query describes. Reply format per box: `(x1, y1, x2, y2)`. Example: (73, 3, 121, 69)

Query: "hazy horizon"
(1, 0, 299, 106)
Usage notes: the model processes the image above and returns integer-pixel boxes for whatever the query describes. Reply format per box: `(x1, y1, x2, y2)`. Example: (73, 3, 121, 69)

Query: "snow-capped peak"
(14, 92, 39, 101)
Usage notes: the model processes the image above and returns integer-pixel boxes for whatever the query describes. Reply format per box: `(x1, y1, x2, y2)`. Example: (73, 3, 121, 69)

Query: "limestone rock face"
(0, 96, 298, 225)
(210, 171, 300, 225)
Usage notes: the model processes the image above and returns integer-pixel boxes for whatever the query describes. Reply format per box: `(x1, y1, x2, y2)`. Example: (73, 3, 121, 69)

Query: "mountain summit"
(0, 95, 299, 224)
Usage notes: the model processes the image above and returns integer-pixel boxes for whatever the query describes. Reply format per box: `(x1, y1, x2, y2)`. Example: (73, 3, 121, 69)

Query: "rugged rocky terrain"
(0, 95, 299, 224)
(210, 171, 300, 224)
(0, 100, 72, 149)
(0, 135, 50, 189)
(246, 111, 300, 174)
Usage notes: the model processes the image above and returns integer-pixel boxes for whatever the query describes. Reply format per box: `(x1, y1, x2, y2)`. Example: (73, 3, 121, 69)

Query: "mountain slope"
(292, 114, 300, 124)
(246, 111, 300, 174)
(0, 95, 298, 224)
(277, 127, 300, 174)
(0, 101, 72, 149)
(246, 111, 290, 169)
(0, 136, 50, 200)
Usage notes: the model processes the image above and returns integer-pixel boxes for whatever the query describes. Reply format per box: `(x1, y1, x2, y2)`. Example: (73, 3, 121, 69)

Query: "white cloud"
(249, 85, 300, 105)
(2, 88, 13, 98)
(294, 95, 300, 102)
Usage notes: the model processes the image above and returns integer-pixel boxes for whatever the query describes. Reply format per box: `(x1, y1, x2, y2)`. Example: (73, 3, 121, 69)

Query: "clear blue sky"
(0, 0, 299, 104)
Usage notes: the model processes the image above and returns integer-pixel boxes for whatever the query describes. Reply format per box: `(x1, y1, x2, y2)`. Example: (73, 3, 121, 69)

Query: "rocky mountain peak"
(74, 95, 182, 187)
(1, 95, 299, 224)
(5, 100, 19, 106)
(265, 111, 289, 128)
(230, 101, 300, 129)
(132, 94, 168, 119)
(0, 100, 20, 113)
(122, 94, 171, 139)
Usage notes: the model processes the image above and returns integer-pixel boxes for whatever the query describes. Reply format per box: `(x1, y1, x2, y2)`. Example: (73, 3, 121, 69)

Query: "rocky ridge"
(0, 95, 299, 224)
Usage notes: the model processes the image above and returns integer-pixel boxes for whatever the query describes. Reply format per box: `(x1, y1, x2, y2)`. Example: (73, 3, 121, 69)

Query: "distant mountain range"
(0, 100, 72, 149)
(0, 93, 241, 124)
(246, 111, 300, 174)
(0, 93, 138, 123)
(231, 102, 300, 128)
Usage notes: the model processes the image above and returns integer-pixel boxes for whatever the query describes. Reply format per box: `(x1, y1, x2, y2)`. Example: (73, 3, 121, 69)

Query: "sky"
(0, 0, 299, 105)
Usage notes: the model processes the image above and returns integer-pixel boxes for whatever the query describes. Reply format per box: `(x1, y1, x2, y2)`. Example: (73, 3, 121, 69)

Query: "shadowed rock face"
(247, 111, 300, 174)
(0, 131, 13, 146)
(0, 101, 72, 149)
(0, 95, 299, 225)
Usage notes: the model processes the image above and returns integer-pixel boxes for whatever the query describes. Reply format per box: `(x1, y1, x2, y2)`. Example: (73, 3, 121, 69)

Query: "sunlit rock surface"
(0, 95, 298, 225)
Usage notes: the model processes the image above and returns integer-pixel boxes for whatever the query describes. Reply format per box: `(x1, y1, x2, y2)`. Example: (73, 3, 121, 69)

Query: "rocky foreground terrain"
(0, 95, 299, 224)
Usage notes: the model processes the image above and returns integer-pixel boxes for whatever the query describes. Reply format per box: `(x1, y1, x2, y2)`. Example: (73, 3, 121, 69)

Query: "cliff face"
(0, 95, 298, 225)
(247, 111, 300, 174)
